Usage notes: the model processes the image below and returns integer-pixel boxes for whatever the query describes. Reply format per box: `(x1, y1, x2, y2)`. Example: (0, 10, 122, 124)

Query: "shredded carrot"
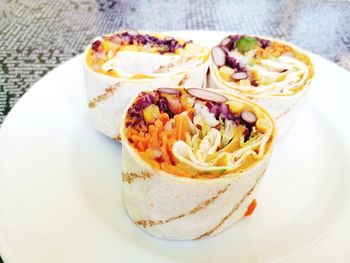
(149, 137, 160, 150)
(167, 147, 176, 165)
(174, 114, 189, 141)
(139, 151, 160, 169)
(160, 146, 171, 163)
(154, 119, 163, 130)
(159, 113, 170, 124)
(161, 162, 189, 177)
(136, 141, 145, 151)
(148, 125, 159, 139)
(181, 116, 189, 140)
(161, 131, 169, 148)
(186, 108, 195, 121)
(125, 90, 228, 177)
(174, 115, 182, 140)
(130, 128, 138, 136)
(244, 199, 257, 217)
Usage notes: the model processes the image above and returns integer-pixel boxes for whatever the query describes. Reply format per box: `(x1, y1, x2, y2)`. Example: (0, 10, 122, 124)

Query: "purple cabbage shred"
(224, 34, 271, 51)
(127, 93, 156, 126)
(91, 40, 101, 52)
(225, 56, 247, 73)
(205, 101, 239, 122)
(157, 95, 176, 118)
(254, 36, 271, 49)
(108, 31, 188, 53)
(134, 93, 155, 110)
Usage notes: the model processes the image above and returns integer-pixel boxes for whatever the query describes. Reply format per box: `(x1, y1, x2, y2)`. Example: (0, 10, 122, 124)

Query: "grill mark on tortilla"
(122, 171, 152, 184)
(194, 169, 266, 240)
(177, 73, 189, 86)
(88, 82, 120, 108)
(135, 183, 231, 228)
(154, 56, 196, 73)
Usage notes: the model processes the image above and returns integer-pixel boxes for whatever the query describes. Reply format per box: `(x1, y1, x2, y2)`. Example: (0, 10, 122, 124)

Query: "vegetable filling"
(124, 88, 274, 178)
(211, 34, 313, 95)
(86, 30, 206, 77)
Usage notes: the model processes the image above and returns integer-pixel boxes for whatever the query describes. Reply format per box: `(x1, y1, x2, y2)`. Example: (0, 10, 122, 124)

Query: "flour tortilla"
(208, 36, 314, 137)
(120, 89, 277, 240)
(84, 32, 210, 139)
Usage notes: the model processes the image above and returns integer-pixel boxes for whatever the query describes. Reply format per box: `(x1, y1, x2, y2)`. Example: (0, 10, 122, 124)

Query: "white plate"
(1, 31, 350, 263)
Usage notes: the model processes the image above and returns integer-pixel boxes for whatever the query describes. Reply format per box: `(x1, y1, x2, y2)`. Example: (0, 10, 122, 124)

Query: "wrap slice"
(120, 87, 277, 240)
(209, 34, 314, 136)
(84, 30, 210, 139)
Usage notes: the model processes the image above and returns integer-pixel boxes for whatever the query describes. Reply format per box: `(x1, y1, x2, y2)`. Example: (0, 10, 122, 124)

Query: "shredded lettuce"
(201, 122, 210, 137)
(185, 132, 192, 146)
(221, 120, 236, 148)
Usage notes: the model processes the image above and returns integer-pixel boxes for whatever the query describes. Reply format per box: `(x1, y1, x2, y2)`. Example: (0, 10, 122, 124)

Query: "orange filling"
(244, 199, 257, 217)
(125, 109, 194, 178)
(255, 42, 291, 59)
(124, 89, 272, 178)
(218, 40, 313, 93)
(86, 32, 187, 76)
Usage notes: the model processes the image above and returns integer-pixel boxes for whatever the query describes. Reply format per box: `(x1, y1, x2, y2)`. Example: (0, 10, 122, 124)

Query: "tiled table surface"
(0, 0, 350, 262)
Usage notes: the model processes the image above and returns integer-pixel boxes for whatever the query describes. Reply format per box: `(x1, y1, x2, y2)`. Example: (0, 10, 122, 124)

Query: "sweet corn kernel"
(178, 39, 185, 46)
(276, 74, 287, 82)
(256, 118, 270, 133)
(254, 108, 265, 119)
(102, 41, 120, 52)
(228, 101, 245, 113)
(239, 79, 251, 86)
(183, 43, 203, 54)
(175, 48, 183, 55)
(154, 33, 164, 39)
(219, 66, 235, 81)
(119, 45, 140, 52)
(143, 105, 160, 123)
(150, 47, 159, 53)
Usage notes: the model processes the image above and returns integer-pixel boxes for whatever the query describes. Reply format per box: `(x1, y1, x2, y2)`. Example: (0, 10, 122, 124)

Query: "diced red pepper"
(92, 40, 102, 52)
(244, 199, 257, 217)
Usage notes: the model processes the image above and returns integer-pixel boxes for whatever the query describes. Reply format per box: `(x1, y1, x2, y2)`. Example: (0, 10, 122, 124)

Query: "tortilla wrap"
(120, 88, 276, 240)
(84, 30, 210, 139)
(208, 34, 314, 137)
